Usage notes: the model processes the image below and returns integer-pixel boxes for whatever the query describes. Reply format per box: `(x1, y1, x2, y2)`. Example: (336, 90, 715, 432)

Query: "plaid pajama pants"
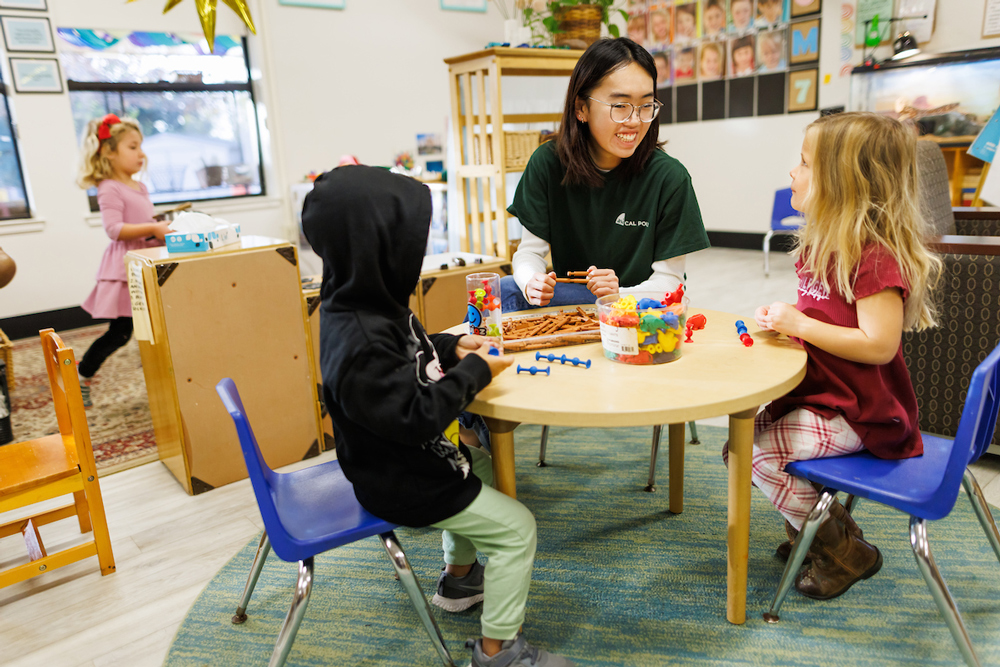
(722, 407, 865, 531)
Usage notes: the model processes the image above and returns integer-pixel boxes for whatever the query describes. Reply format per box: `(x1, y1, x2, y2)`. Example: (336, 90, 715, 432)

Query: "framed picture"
(790, 0, 821, 18)
(277, 0, 345, 8)
(440, 0, 487, 11)
(789, 18, 820, 65)
(787, 67, 818, 112)
(1, 15, 53, 52)
(9, 57, 63, 93)
(0, 0, 47, 9)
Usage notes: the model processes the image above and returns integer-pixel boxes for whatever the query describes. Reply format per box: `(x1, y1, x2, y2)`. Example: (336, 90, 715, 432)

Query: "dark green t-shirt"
(507, 141, 710, 287)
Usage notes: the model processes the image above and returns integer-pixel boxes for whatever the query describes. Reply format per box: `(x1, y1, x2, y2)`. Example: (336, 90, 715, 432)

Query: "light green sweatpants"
(432, 446, 537, 640)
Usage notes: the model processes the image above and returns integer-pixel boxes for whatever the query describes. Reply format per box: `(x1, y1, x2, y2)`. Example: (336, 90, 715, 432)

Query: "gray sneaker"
(467, 634, 575, 667)
(431, 560, 485, 612)
(79, 377, 93, 409)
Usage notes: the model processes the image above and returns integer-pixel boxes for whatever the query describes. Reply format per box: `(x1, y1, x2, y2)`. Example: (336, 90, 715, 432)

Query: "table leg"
(668, 423, 685, 514)
(727, 406, 759, 625)
(483, 417, 520, 499)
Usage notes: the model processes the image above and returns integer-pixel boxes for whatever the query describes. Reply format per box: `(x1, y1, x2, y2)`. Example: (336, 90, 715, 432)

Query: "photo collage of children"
(627, 0, 822, 121)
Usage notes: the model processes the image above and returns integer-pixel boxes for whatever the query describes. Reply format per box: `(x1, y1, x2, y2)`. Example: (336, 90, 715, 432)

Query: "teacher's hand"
(586, 266, 619, 298)
(525, 271, 557, 307)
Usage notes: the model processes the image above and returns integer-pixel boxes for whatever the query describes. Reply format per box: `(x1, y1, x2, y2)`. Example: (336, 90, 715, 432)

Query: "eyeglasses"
(587, 97, 662, 123)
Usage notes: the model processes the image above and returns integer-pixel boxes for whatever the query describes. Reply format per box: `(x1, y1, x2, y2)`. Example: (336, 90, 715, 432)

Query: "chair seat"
(270, 459, 397, 562)
(0, 434, 80, 499)
(785, 433, 958, 521)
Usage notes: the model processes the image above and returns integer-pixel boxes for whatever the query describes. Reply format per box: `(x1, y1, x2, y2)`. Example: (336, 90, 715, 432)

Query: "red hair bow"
(97, 114, 121, 141)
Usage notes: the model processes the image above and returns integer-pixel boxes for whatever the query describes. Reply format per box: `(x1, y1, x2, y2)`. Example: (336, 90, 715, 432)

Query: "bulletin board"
(636, 0, 822, 124)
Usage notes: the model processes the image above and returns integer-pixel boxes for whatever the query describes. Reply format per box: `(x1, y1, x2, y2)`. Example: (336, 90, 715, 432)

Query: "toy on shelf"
(534, 351, 591, 368)
(516, 365, 551, 375)
(685, 313, 707, 343)
(735, 320, 754, 347)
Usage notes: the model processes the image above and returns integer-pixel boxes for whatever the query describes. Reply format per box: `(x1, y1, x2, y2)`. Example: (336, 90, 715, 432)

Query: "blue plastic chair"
(216, 379, 455, 667)
(763, 188, 804, 276)
(763, 342, 1000, 667)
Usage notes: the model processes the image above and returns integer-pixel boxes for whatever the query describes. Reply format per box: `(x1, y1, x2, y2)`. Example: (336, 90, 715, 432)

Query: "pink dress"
(81, 180, 163, 319)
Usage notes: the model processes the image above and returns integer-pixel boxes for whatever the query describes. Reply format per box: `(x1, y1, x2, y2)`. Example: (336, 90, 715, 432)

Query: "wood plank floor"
(2, 247, 998, 666)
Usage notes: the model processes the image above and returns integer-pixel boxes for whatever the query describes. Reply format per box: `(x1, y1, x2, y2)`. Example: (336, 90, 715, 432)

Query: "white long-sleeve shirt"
(511, 226, 687, 301)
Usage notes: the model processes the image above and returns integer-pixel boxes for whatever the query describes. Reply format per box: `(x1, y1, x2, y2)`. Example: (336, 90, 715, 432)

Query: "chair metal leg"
(763, 490, 836, 623)
(763, 230, 774, 277)
(381, 531, 455, 667)
(962, 469, 1000, 565)
(268, 557, 313, 667)
(233, 531, 271, 624)
(910, 517, 982, 667)
(687, 421, 700, 445)
(844, 494, 858, 515)
(537, 425, 550, 467)
(645, 425, 662, 492)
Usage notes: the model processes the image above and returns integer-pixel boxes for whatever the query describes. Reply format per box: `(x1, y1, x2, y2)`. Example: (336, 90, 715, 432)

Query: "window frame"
(0, 74, 31, 221)
(66, 35, 267, 210)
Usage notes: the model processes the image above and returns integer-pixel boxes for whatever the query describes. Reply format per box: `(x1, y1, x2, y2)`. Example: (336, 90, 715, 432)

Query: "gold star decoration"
(127, 0, 256, 52)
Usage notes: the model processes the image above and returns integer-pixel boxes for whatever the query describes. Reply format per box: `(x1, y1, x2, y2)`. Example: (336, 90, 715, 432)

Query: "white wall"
(0, 0, 504, 318)
(659, 0, 1000, 234)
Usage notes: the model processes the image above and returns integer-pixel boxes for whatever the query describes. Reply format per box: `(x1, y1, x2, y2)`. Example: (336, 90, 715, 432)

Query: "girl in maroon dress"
(76, 114, 171, 408)
(726, 112, 941, 600)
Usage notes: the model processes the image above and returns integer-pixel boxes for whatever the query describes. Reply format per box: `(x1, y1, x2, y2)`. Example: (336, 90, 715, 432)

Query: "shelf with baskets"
(444, 47, 583, 259)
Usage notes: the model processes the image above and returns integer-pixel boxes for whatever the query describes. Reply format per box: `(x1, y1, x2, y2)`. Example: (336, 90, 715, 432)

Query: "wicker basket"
(472, 131, 542, 171)
(553, 4, 602, 48)
(503, 131, 542, 170)
(0, 327, 12, 391)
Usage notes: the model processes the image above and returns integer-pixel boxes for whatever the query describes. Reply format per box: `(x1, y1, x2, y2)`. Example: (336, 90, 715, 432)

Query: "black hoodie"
(302, 166, 493, 526)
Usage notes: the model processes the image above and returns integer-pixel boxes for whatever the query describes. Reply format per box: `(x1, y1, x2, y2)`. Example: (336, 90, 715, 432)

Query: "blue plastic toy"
(534, 352, 591, 368)
(516, 365, 551, 376)
(735, 320, 753, 347)
(488, 347, 500, 356)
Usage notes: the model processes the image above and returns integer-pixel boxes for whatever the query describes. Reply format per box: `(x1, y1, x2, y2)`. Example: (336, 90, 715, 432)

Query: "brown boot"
(777, 505, 864, 562)
(776, 519, 809, 562)
(794, 499, 882, 600)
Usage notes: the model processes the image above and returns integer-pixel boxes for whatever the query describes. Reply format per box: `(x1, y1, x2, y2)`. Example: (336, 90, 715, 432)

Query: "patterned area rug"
(10, 325, 157, 474)
(166, 424, 1000, 667)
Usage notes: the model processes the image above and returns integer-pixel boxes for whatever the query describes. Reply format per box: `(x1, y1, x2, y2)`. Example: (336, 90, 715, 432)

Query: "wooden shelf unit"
(444, 47, 583, 259)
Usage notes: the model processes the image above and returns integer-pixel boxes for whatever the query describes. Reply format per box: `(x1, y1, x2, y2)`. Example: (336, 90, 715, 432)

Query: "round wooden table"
(449, 307, 807, 624)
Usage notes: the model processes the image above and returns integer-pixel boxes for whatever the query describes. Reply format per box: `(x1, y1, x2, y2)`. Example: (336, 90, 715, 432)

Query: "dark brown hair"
(557, 38, 663, 188)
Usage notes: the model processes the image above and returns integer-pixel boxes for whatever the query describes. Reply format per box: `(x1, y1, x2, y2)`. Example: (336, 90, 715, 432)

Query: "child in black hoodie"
(302, 166, 575, 667)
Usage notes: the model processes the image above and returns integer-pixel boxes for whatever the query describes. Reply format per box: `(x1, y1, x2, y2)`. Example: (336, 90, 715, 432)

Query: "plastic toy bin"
(597, 293, 688, 364)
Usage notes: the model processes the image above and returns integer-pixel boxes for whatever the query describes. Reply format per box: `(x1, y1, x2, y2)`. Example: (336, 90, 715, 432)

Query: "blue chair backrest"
(931, 342, 1000, 518)
(771, 188, 804, 231)
(216, 378, 289, 554)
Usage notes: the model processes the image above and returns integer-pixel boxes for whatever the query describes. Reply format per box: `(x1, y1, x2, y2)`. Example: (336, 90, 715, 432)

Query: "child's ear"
(575, 98, 588, 123)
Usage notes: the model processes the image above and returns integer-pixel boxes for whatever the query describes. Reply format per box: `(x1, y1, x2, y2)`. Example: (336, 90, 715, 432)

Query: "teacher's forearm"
(116, 223, 162, 241)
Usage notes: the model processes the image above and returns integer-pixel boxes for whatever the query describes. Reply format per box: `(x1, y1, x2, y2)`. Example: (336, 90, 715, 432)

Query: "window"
(58, 30, 265, 210)
(0, 71, 29, 220)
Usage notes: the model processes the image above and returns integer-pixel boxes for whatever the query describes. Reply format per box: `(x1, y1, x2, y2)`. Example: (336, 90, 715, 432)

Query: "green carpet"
(165, 424, 1000, 666)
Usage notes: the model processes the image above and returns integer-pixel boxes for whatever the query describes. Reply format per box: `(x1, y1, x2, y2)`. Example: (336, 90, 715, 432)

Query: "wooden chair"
(0, 329, 115, 589)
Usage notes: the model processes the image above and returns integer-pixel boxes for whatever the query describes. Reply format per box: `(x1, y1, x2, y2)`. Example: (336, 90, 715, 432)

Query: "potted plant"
(520, 0, 628, 48)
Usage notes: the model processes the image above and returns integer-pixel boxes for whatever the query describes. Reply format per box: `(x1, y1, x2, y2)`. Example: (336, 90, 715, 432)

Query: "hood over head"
(302, 165, 431, 318)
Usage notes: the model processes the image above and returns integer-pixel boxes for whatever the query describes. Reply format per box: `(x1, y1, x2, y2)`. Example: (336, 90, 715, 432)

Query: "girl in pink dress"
(76, 114, 171, 407)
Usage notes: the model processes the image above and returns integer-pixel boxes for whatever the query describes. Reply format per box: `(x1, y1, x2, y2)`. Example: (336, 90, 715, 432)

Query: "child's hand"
(151, 222, 173, 241)
(754, 305, 773, 331)
(586, 266, 619, 297)
(758, 301, 805, 337)
(525, 271, 557, 306)
(456, 334, 488, 360)
(471, 341, 514, 378)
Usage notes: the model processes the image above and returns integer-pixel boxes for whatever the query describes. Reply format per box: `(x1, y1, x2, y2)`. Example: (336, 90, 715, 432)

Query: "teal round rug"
(166, 424, 1000, 666)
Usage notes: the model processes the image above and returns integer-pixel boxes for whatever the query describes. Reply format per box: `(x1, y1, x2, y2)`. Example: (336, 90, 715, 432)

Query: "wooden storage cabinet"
(127, 237, 324, 494)
(444, 47, 583, 259)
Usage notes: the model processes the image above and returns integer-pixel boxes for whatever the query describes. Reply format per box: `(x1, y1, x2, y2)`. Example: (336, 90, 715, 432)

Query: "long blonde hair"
(794, 112, 941, 331)
(76, 116, 143, 188)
